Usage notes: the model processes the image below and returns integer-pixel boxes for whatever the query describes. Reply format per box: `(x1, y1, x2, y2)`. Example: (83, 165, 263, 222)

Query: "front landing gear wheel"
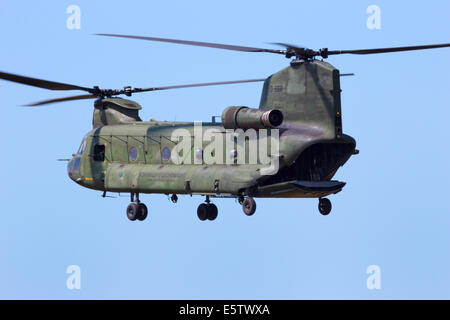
(137, 203, 148, 221)
(318, 198, 332, 215)
(127, 198, 148, 221)
(126, 203, 139, 221)
(242, 197, 256, 216)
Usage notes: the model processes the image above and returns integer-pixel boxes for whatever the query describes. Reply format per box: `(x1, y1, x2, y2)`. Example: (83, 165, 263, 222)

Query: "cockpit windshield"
(77, 138, 87, 155)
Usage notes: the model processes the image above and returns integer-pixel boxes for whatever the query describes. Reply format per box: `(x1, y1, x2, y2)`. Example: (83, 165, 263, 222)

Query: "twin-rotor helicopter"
(1, 34, 449, 222)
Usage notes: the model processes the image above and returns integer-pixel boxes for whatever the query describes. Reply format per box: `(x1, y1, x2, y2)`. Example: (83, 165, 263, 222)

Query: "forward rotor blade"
(96, 33, 285, 55)
(22, 79, 266, 105)
(24, 94, 97, 106)
(328, 43, 450, 56)
(0, 71, 91, 91)
(133, 78, 266, 93)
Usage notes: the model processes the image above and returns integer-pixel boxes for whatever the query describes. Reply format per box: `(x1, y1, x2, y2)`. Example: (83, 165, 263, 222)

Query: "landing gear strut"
(126, 192, 148, 221)
(318, 197, 332, 215)
(197, 195, 218, 221)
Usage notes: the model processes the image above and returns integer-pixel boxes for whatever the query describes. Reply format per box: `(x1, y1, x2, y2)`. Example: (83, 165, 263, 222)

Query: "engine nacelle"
(221, 106, 283, 130)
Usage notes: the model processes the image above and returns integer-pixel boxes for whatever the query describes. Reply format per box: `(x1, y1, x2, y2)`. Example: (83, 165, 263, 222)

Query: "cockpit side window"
(93, 144, 105, 162)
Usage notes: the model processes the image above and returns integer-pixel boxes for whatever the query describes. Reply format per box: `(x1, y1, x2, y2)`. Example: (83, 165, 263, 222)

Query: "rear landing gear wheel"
(242, 197, 256, 216)
(318, 198, 332, 215)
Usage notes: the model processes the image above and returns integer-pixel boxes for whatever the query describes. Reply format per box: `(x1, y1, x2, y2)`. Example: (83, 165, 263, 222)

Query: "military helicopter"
(1, 34, 449, 222)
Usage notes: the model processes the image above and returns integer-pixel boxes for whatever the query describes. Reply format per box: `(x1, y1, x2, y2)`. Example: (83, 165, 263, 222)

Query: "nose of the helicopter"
(67, 158, 75, 181)
(67, 156, 81, 183)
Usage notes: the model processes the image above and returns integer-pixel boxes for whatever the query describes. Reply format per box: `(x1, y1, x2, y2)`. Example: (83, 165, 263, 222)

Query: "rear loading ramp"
(257, 180, 345, 198)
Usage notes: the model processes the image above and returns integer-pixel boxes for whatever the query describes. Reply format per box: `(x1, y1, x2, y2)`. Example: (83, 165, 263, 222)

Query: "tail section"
(259, 60, 342, 139)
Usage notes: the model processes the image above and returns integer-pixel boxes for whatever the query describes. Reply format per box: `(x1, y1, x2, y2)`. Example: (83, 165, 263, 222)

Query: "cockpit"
(67, 137, 87, 180)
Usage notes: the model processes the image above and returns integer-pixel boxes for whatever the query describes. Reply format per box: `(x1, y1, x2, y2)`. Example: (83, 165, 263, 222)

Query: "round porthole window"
(162, 147, 171, 162)
(194, 149, 203, 163)
(129, 146, 138, 161)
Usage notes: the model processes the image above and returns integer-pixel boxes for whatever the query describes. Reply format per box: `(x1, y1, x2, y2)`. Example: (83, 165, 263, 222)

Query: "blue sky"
(0, 0, 449, 299)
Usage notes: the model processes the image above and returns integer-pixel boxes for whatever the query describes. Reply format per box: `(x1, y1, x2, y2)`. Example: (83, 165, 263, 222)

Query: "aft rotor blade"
(24, 94, 97, 106)
(328, 43, 450, 56)
(133, 78, 266, 93)
(0, 71, 92, 91)
(271, 42, 306, 50)
(96, 33, 286, 55)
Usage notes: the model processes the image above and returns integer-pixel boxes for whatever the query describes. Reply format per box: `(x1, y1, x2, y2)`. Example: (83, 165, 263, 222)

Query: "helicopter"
(1, 35, 449, 222)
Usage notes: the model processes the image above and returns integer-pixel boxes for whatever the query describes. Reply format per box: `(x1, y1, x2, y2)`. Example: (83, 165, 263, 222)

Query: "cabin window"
(129, 146, 138, 162)
(162, 147, 171, 162)
(229, 149, 238, 163)
(93, 144, 105, 162)
(194, 149, 203, 163)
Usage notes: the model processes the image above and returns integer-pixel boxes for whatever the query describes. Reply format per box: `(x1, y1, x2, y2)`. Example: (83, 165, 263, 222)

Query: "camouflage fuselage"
(68, 60, 356, 198)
